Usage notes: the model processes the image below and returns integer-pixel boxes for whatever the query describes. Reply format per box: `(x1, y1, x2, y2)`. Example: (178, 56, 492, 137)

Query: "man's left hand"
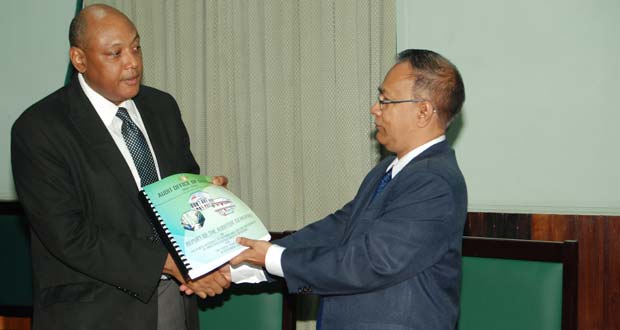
(212, 175, 228, 188)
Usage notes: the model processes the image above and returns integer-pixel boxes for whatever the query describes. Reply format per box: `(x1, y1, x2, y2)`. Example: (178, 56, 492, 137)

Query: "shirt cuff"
(265, 244, 286, 277)
(230, 263, 267, 284)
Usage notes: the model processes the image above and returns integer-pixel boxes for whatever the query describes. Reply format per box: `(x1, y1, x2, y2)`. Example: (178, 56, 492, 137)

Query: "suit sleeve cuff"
(265, 244, 285, 277)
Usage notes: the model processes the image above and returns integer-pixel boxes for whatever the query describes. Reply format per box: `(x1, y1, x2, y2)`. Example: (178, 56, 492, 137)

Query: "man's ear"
(416, 101, 435, 127)
(69, 47, 87, 73)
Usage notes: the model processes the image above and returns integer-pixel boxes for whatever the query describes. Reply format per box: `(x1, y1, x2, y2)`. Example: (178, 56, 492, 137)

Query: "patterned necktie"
(371, 168, 393, 200)
(117, 107, 164, 250)
(116, 107, 159, 186)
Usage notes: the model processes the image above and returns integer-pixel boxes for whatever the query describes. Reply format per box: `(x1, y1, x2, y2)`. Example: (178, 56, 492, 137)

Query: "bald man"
(12, 5, 228, 330)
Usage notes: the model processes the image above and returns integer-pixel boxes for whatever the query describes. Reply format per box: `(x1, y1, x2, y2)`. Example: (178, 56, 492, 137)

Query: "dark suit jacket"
(276, 141, 467, 330)
(11, 76, 200, 330)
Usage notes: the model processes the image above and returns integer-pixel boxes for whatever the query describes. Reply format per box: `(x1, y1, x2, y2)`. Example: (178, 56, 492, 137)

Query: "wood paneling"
(531, 214, 606, 330)
(605, 217, 620, 330)
(0, 201, 22, 215)
(465, 212, 531, 239)
(1, 202, 617, 330)
(0, 316, 30, 330)
(473, 212, 620, 330)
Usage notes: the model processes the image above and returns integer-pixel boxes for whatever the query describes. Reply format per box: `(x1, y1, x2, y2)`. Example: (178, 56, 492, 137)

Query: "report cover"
(140, 173, 270, 280)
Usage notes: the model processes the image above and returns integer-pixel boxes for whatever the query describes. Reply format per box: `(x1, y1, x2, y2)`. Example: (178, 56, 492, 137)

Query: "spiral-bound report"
(139, 173, 270, 280)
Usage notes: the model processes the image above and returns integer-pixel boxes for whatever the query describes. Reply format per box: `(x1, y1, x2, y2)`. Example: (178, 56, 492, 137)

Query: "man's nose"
(124, 51, 139, 69)
(370, 101, 381, 116)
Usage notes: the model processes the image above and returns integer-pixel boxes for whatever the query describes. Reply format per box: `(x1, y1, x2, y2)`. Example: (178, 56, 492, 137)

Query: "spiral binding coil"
(142, 191, 193, 272)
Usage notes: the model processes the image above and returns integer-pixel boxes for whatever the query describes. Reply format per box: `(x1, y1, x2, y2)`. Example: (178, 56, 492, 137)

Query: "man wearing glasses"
(230, 49, 467, 329)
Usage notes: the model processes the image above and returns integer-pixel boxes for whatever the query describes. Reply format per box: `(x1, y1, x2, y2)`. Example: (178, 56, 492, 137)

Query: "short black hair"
(397, 49, 465, 126)
(68, 10, 87, 48)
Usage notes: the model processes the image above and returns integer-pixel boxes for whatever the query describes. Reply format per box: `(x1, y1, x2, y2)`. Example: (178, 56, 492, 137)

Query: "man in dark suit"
(228, 49, 467, 329)
(11, 4, 229, 330)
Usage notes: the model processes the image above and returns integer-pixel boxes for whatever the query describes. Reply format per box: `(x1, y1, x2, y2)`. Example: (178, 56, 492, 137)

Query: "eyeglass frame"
(377, 95, 426, 111)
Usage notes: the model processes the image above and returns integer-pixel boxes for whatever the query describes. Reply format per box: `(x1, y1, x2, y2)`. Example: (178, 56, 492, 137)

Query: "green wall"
(397, 0, 620, 215)
(0, 0, 77, 200)
(5, 1, 619, 216)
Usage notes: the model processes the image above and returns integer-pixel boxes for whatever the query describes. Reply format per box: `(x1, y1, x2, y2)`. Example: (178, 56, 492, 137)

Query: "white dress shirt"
(80, 74, 263, 283)
(79, 74, 170, 280)
(78, 73, 162, 188)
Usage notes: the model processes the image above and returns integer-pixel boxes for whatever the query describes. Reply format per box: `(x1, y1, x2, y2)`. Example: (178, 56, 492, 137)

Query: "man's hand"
(163, 254, 185, 283)
(179, 265, 231, 299)
(229, 237, 272, 267)
(212, 175, 228, 188)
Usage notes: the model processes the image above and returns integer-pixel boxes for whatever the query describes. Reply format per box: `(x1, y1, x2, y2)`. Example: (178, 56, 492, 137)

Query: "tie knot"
(371, 168, 392, 200)
(380, 168, 392, 184)
(116, 107, 131, 122)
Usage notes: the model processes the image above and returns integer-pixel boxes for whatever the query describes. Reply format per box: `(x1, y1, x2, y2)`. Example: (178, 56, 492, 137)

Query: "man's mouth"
(123, 75, 141, 85)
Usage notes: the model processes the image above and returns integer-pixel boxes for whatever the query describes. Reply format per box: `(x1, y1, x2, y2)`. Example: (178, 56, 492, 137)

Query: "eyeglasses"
(377, 96, 425, 111)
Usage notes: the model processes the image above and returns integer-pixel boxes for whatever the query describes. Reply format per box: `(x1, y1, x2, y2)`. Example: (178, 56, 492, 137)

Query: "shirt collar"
(387, 135, 446, 177)
(78, 73, 134, 126)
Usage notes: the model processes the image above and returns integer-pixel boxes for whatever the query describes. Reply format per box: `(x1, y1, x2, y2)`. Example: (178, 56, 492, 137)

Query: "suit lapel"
(133, 92, 172, 179)
(361, 159, 394, 210)
(133, 91, 172, 178)
(340, 158, 393, 241)
(368, 141, 450, 203)
(66, 77, 147, 213)
(341, 141, 451, 241)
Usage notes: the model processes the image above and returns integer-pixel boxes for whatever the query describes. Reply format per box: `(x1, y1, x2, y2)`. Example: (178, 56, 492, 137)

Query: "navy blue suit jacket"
(276, 141, 467, 330)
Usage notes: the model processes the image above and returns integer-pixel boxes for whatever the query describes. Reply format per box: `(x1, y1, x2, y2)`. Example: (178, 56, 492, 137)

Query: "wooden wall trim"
(2, 204, 615, 330)
(0, 201, 22, 215)
(462, 236, 569, 262)
(466, 212, 619, 330)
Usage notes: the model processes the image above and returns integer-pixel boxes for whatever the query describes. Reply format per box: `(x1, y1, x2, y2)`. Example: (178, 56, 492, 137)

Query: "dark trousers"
(157, 279, 187, 330)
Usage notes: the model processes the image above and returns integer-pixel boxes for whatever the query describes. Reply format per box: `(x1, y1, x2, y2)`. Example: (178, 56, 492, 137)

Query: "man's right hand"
(164, 254, 231, 298)
(179, 265, 232, 298)
(163, 254, 184, 283)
